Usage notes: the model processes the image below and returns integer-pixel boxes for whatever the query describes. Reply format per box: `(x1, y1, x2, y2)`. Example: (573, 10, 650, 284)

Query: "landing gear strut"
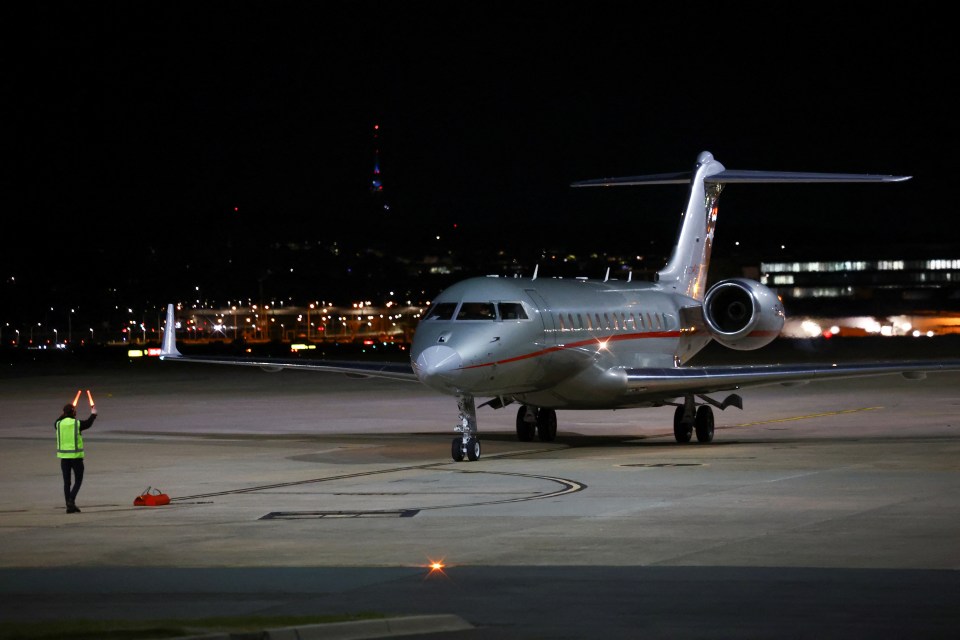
(451, 395, 482, 462)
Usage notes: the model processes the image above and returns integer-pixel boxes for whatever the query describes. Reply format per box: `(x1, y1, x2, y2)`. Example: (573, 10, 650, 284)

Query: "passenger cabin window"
(498, 302, 528, 320)
(423, 302, 457, 321)
(457, 302, 496, 320)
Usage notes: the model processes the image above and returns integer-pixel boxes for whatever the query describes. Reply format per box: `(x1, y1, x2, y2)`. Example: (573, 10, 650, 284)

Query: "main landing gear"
(672, 393, 740, 443)
(515, 405, 557, 442)
(673, 404, 714, 443)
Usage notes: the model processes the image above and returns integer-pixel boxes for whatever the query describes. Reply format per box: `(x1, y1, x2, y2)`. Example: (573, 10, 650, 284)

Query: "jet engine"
(702, 278, 784, 350)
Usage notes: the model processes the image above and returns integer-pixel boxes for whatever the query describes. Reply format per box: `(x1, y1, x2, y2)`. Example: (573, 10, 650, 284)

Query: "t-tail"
(572, 150, 911, 301)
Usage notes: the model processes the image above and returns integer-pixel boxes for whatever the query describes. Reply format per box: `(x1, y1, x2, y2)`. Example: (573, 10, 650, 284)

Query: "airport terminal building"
(759, 253, 960, 337)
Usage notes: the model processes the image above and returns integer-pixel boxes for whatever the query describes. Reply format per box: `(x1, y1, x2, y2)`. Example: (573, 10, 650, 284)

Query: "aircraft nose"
(414, 345, 463, 388)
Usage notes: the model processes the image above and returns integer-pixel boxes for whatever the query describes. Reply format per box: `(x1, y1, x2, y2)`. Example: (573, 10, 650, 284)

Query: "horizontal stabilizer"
(572, 169, 911, 188)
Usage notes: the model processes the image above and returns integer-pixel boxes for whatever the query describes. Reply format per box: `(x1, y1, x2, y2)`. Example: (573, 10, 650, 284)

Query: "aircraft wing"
(158, 352, 418, 380)
(625, 360, 960, 398)
(159, 304, 418, 381)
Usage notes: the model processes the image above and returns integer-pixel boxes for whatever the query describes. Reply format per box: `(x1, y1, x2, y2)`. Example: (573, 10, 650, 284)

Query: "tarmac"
(2, 343, 960, 638)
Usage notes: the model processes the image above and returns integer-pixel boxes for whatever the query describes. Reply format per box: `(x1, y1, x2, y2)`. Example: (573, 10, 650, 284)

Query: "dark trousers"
(60, 458, 85, 504)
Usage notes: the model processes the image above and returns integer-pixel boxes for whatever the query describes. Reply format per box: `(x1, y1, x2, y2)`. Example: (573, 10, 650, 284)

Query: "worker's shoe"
(66, 501, 81, 514)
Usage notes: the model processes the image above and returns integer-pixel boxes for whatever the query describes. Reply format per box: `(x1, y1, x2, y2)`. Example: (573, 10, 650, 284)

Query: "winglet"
(160, 304, 181, 358)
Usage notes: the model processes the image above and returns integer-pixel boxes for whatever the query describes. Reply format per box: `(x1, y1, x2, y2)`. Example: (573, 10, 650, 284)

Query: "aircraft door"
(524, 289, 555, 345)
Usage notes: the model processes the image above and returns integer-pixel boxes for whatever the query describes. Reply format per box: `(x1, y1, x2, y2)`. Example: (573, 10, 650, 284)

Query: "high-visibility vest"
(56, 417, 84, 459)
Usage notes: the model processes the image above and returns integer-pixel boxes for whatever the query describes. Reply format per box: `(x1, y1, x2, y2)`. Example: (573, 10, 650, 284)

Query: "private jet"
(161, 151, 960, 461)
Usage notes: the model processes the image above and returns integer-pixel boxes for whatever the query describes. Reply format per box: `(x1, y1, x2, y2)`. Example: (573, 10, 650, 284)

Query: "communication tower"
(371, 124, 383, 192)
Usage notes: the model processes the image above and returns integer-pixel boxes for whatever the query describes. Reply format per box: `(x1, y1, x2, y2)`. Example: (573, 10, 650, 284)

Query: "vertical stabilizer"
(570, 151, 910, 301)
(656, 151, 725, 300)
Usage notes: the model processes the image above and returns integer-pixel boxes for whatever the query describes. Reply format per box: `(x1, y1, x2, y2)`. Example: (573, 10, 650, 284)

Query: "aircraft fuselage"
(411, 275, 709, 409)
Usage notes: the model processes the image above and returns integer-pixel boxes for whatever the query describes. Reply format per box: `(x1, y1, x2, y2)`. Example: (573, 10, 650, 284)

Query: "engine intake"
(702, 278, 784, 350)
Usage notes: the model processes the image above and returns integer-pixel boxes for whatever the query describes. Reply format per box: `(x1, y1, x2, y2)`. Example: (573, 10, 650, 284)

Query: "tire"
(537, 408, 557, 442)
(673, 405, 693, 443)
(695, 405, 715, 443)
(451, 437, 464, 462)
(516, 406, 535, 441)
(466, 437, 481, 461)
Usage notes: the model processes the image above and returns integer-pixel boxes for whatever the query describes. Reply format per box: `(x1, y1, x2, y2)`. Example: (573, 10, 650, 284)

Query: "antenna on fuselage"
(604, 267, 610, 282)
(628, 271, 633, 283)
(532, 264, 539, 280)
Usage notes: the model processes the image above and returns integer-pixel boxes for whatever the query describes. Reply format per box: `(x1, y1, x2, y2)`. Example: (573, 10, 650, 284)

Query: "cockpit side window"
(456, 302, 497, 320)
(423, 302, 458, 321)
(497, 302, 528, 320)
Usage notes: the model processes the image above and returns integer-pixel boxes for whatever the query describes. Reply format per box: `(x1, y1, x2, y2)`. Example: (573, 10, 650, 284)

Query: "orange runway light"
(71, 390, 82, 407)
(423, 558, 449, 579)
(86, 390, 95, 407)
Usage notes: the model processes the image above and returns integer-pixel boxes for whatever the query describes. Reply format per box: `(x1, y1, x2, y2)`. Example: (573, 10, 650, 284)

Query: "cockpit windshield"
(424, 301, 530, 322)
(422, 302, 457, 321)
(498, 302, 528, 320)
(456, 302, 496, 320)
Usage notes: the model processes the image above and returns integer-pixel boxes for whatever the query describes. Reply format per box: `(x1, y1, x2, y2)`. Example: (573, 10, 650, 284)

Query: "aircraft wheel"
(466, 437, 481, 461)
(451, 437, 465, 462)
(537, 408, 557, 442)
(695, 405, 715, 443)
(516, 407, 536, 441)
(673, 406, 693, 443)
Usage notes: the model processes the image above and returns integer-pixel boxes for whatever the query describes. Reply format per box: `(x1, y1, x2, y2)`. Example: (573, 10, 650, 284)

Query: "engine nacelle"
(702, 278, 784, 350)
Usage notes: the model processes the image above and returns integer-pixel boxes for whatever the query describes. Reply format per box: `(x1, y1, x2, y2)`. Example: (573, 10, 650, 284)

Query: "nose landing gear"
(451, 395, 482, 461)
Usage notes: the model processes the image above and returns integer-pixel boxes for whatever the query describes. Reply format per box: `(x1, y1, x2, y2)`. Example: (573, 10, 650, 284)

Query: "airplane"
(160, 150, 960, 462)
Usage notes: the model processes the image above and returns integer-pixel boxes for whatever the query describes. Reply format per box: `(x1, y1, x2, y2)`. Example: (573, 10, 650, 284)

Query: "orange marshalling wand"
(86, 390, 95, 407)
(71, 390, 82, 407)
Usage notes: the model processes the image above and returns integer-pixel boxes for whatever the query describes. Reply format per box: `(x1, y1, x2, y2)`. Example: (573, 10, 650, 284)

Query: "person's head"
(62, 404, 76, 417)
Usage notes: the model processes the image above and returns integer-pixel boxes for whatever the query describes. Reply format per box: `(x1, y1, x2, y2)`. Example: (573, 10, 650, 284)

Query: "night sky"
(5, 3, 956, 323)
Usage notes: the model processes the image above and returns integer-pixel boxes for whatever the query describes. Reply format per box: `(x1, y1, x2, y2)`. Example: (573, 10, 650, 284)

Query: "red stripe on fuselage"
(458, 330, 683, 370)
